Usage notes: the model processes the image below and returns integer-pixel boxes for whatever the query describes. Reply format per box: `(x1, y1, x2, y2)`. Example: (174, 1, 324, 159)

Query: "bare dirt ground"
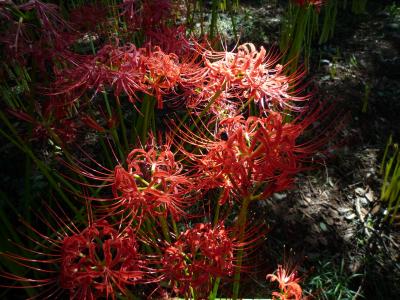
(230, 0, 400, 298)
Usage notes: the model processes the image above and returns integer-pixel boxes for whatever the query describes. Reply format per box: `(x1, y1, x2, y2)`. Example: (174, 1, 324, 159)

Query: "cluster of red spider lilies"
(0, 1, 342, 299)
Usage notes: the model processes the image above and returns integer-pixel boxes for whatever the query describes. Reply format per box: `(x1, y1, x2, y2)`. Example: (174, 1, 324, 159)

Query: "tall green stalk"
(159, 214, 171, 243)
(0, 111, 87, 221)
(319, 0, 338, 44)
(232, 194, 252, 299)
(281, 2, 320, 72)
(380, 136, 400, 224)
(209, 0, 219, 39)
(136, 94, 156, 144)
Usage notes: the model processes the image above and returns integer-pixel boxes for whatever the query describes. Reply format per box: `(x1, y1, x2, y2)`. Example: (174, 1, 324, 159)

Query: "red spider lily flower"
(175, 102, 343, 205)
(267, 265, 303, 300)
(64, 138, 195, 222)
(103, 44, 147, 104)
(52, 45, 131, 102)
(161, 223, 236, 297)
(0, 207, 149, 299)
(292, 0, 325, 11)
(0, 1, 75, 65)
(142, 46, 182, 109)
(176, 114, 300, 205)
(110, 44, 202, 109)
(60, 220, 145, 299)
(111, 143, 194, 221)
(18, 0, 74, 41)
(53, 42, 202, 110)
(192, 43, 309, 115)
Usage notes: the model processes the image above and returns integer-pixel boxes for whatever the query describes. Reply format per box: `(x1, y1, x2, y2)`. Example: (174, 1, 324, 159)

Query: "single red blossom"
(176, 113, 301, 205)
(18, 0, 74, 41)
(111, 143, 194, 220)
(0, 1, 76, 65)
(142, 46, 182, 109)
(65, 138, 195, 222)
(267, 265, 303, 300)
(53, 43, 202, 110)
(106, 44, 147, 104)
(161, 223, 236, 297)
(60, 220, 144, 299)
(175, 102, 343, 205)
(0, 207, 148, 299)
(53, 44, 138, 102)
(190, 42, 309, 115)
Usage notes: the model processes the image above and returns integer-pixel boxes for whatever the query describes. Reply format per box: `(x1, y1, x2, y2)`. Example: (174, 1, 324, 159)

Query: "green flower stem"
(171, 216, 178, 237)
(159, 214, 171, 243)
(102, 91, 125, 160)
(142, 218, 161, 255)
(209, 0, 219, 39)
(380, 135, 393, 174)
(190, 287, 196, 300)
(287, 6, 308, 72)
(237, 96, 254, 116)
(116, 97, 129, 152)
(209, 276, 221, 300)
(110, 129, 125, 161)
(99, 135, 114, 168)
(136, 94, 155, 144)
(89, 38, 96, 55)
(232, 194, 252, 299)
(133, 174, 150, 186)
(213, 188, 226, 226)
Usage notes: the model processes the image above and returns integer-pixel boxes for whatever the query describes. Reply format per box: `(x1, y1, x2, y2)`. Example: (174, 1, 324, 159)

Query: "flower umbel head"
(189, 42, 308, 116)
(0, 206, 147, 299)
(178, 112, 312, 205)
(60, 220, 144, 299)
(267, 265, 303, 300)
(112, 142, 193, 221)
(161, 223, 235, 296)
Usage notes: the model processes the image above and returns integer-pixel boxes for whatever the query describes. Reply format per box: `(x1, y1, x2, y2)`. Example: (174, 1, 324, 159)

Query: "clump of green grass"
(303, 259, 363, 299)
(380, 135, 400, 225)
